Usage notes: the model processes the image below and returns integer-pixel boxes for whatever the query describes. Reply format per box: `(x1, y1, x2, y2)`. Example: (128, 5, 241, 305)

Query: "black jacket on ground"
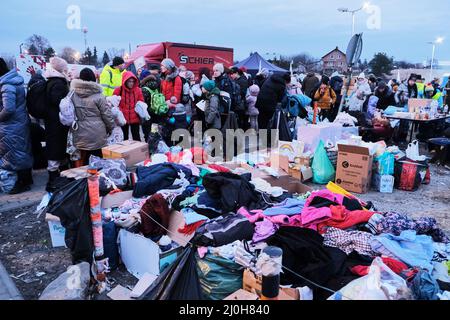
(44, 77, 69, 161)
(202, 172, 261, 214)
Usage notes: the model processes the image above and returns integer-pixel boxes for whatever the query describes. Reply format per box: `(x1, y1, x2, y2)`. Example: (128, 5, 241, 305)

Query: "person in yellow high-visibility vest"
(99, 57, 125, 96)
(416, 75, 425, 98)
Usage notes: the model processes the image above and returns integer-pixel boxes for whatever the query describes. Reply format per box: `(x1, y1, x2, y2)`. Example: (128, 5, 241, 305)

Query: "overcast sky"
(1, 0, 449, 64)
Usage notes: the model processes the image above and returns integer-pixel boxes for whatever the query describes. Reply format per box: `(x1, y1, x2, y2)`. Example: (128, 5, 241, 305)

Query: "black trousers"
(122, 124, 141, 141)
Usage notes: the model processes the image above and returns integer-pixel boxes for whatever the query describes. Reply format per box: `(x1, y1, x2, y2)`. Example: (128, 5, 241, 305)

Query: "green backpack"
(143, 87, 168, 115)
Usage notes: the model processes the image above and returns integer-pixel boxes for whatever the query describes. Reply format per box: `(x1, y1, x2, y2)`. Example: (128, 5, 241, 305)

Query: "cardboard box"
(278, 140, 304, 162)
(102, 140, 149, 167)
(46, 214, 66, 248)
(60, 166, 90, 179)
(118, 210, 194, 279)
(408, 98, 433, 113)
(224, 289, 259, 301)
(269, 152, 290, 173)
(242, 269, 297, 300)
(335, 144, 374, 194)
(288, 165, 313, 183)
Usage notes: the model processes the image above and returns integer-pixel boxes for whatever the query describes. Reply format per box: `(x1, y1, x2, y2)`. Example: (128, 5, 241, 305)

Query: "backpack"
(59, 90, 77, 128)
(26, 74, 48, 119)
(283, 94, 310, 118)
(218, 91, 232, 114)
(180, 77, 191, 105)
(220, 77, 243, 112)
(143, 87, 169, 115)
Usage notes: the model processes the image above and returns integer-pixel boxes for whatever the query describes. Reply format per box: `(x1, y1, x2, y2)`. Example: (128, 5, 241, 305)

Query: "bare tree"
(25, 34, 51, 56)
(59, 47, 78, 64)
(107, 48, 125, 60)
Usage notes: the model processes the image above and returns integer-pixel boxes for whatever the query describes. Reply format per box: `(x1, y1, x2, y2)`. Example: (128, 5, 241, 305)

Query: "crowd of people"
(1, 54, 449, 196)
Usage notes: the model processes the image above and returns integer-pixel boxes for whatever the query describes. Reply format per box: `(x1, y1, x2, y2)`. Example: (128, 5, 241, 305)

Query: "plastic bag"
(135, 101, 151, 121)
(107, 126, 124, 146)
(406, 140, 426, 161)
(328, 257, 412, 300)
(312, 140, 336, 184)
(46, 178, 93, 264)
(411, 269, 439, 300)
(196, 253, 244, 300)
(376, 152, 395, 175)
(59, 90, 77, 127)
(140, 247, 203, 300)
(0, 170, 17, 193)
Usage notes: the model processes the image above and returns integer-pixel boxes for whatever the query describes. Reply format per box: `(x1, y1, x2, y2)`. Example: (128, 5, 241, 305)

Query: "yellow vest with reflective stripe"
(100, 64, 124, 96)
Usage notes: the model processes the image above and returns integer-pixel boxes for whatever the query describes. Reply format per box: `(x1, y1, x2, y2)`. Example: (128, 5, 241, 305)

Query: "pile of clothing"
(47, 148, 450, 301)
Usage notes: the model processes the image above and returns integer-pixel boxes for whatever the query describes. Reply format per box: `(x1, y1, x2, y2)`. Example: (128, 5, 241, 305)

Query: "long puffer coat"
(255, 74, 287, 127)
(0, 69, 33, 171)
(44, 70, 70, 161)
(71, 79, 115, 151)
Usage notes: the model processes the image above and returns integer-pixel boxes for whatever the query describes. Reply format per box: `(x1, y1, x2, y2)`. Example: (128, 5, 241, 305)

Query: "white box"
(47, 220, 66, 248)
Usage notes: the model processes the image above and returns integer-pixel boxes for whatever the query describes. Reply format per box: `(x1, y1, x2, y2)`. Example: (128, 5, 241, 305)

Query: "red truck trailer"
(127, 42, 234, 76)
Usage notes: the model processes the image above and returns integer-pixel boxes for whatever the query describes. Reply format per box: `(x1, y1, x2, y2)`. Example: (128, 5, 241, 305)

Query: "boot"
(8, 170, 32, 195)
(46, 170, 60, 192)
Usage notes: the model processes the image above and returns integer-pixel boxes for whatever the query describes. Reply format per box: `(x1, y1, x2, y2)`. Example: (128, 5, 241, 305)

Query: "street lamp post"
(429, 37, 444, 81)
(19, 43, 24, 55)
(338, 2, 371, 36)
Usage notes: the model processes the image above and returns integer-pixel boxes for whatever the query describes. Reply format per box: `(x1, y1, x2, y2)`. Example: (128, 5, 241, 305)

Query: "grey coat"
(71, 79, 115, 151)
(205, 92, 221, 129)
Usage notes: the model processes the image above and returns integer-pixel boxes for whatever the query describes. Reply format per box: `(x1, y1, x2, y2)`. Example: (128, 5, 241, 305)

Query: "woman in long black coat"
(255, 72, 291, 129)
(43, 57, 70, 187)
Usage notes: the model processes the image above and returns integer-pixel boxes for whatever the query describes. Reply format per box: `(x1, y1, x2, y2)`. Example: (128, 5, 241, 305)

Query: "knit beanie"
(140, 69, 151, 81)
(79, 68, 97, 82)
(49, 57, 68, 74)
(213, 63, 224, 75)
(112, 57, 125, 67)
(249, 84, 260, 96)
(185, 71, 195, 81)
(202, 80, 216, 92)
(161, 58, 176, 70)
(321, 75, 330, 85)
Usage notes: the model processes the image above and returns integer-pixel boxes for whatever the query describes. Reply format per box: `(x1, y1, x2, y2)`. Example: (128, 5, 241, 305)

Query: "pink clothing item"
(238, 207, 303, 228)
(253, 219, 278, 243)
(301, 190, 345, 228)
(197, 246, 208, 259)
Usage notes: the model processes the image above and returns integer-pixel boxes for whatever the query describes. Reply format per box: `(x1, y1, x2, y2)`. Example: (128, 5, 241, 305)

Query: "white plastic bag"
(107, 126, 124, 146)
(328, 257, 412, 300)
(135, 101, 151, 121)
(406, 140, 426, 161)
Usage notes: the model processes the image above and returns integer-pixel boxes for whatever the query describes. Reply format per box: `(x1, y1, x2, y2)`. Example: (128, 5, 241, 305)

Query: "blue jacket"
(0, 69, 33, 171)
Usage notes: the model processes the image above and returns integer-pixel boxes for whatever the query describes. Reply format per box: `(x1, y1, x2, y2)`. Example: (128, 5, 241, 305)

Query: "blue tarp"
(233, 52, 288, 76)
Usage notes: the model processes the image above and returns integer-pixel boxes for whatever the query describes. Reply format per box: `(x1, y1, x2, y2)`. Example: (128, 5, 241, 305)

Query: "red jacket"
(113, 71, 144, 125)
(161, 73, 183, 103)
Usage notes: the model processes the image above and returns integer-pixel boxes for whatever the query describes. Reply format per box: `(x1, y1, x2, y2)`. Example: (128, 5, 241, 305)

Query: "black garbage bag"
(140, 246, 203, 300)
(267, 108, 292, 142)
(46, 178, 93, 264)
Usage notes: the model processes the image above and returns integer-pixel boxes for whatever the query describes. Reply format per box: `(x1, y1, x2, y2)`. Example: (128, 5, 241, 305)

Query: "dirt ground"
(0, 162, 449, 300)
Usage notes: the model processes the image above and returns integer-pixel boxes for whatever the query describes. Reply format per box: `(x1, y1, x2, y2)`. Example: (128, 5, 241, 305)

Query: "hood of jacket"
(44, 67, 68, 80)
(71, 79, 103, 97)
(164, 68, 180, 82)
(306, 72, 315, 77)
(121, 71, 139, 91)
(0, 69, 24, 86)
(207, 87, 221, 97)
(270, 74, 287, 86)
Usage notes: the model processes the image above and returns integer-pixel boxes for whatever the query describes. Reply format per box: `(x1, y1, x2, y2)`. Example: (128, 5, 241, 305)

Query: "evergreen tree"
(93, 46, 99, 67)
(43, 47, 56, 61)
(102, 51, 110, 66)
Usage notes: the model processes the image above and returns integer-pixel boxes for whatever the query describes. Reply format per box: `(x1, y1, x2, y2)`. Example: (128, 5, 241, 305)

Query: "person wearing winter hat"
(229, 66, 250, 128)
(113, 71, 145, 141)
(246, 84, 260, 131)
(254, 68, 269, 89)
(0, 57, 33, 194)
(140, 74, 164, 142)
(202, 80, 221, 129)
(348, 72, 372, 112)
(313, 76, 337, 121)
(160, 58, 183, 105)
(70, 68, 115, 166)
(43, 57, 71, 190)
(100, 56, 125, 97)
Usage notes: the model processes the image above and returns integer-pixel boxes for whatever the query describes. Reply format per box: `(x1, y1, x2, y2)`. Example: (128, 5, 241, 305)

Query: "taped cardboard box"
(102, 140, 149, 167)
(60, 166, 90, 179)
(335, 144, 374, 194)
